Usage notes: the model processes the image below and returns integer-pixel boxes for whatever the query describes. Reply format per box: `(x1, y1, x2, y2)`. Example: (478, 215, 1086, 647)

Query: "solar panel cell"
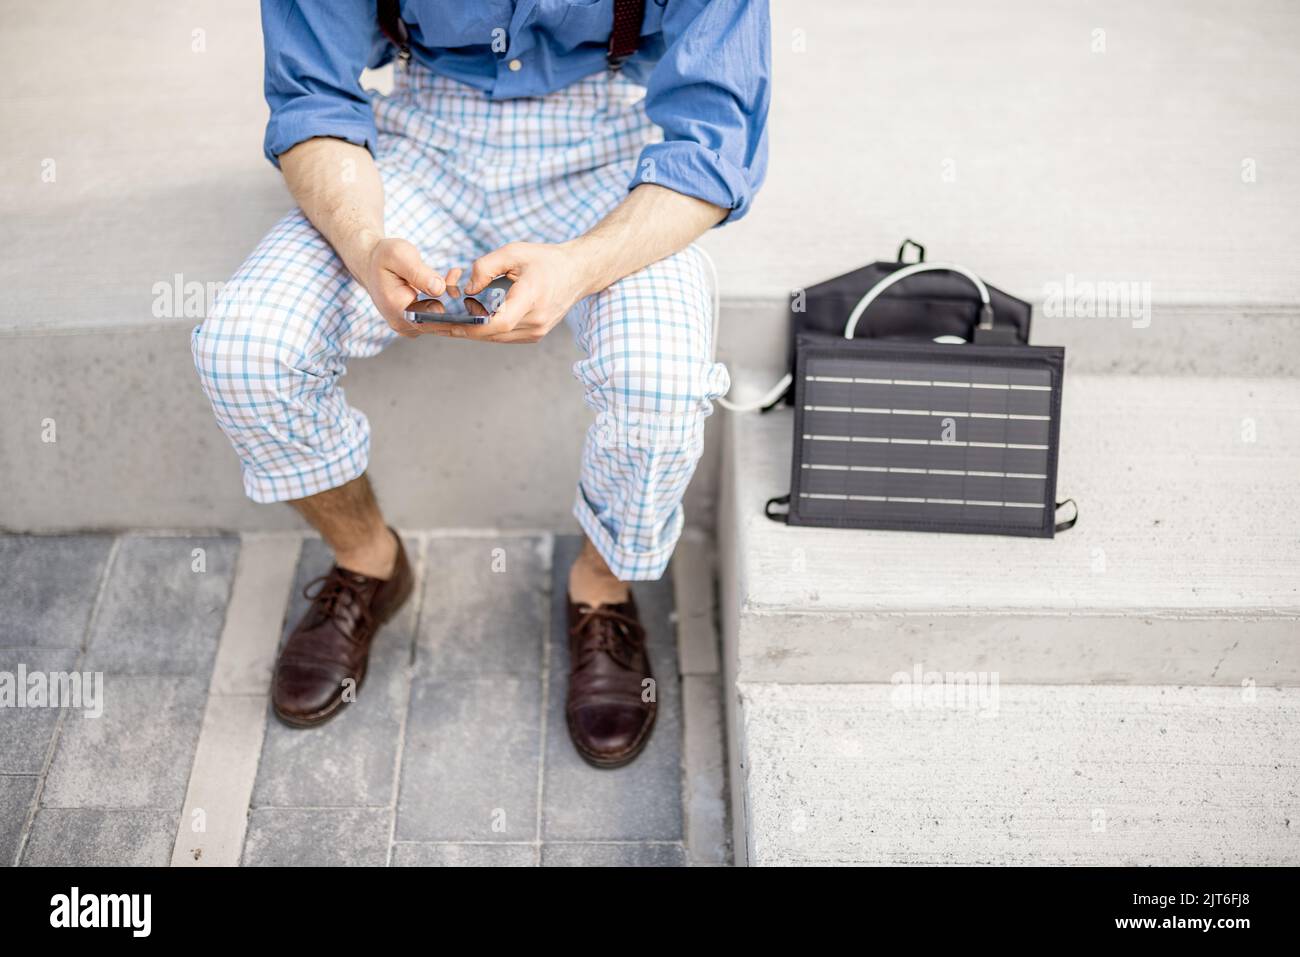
(787, 337, 1065, 537)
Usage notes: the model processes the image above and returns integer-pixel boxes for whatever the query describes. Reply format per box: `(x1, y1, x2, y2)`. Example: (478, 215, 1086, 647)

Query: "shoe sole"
(272, 561, 415, 730)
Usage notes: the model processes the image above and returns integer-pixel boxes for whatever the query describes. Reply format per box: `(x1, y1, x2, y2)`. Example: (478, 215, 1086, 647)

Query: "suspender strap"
(607, 0, 646, 69)
(377, 0, 410, 61)
(379, 1, 643, 70)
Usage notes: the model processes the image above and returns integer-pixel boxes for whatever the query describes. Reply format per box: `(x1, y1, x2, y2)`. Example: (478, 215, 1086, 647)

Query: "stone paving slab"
(0, 535, 114, 649)
(251, 537, 418, 809)
(0, 531, 723, 866)
(21, 809, 179, 866)
(41, 675, 207, 809)
(540, 842, 687, 867)
(0, 776, 38, 866)
(0, 648, 78, 773)
(173, 695, 267, 867)
(241, 807, 391, 866)
(391, 842, 538, 867)
(396, 534, 552, 843)
(207, 533, 302, 696)
(83, 535, 237, 678)
(671, 529, 720, 676)
(682, 673, 729, 864)
(541, 536, 684, 842)
(395, 676, 542, 842)
(415, 535, 549, 679)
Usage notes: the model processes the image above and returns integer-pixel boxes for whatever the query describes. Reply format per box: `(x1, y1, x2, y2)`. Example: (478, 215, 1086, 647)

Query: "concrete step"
(721, 373, 1300, 687)
(739, 682, 1300, 866)
(718, 372, 1300, 863)
(0, 323, 721, 533)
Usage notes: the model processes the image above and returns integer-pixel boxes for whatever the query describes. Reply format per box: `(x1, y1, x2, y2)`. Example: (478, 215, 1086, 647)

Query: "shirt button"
(508, 58, 522, 72)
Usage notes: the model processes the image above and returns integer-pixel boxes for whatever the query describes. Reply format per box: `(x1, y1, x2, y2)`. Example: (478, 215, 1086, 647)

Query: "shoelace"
(570, 604, 643, 670)
(302, 570, 375, 640)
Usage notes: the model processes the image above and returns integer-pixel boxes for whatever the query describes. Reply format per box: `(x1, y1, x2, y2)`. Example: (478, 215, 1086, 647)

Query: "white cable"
(698, 244, 792, 412)
(702, 251, 991, 412)
(843, 261, 990, 339)
(715, 371, 793, 412)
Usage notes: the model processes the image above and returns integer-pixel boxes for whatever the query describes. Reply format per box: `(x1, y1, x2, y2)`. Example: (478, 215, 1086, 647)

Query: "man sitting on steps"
(191, 0, 770, 768)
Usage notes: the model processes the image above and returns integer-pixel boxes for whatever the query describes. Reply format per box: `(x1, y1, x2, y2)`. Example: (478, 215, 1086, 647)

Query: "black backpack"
(765, 240, 1077, 538)
(782, 239, 1033, 404)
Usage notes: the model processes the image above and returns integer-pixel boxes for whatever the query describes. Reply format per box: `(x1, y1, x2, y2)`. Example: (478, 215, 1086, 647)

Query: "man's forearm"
(565, 184, 726, 297)
(278, 137, 385, 281)
(277, 137, 444, 337)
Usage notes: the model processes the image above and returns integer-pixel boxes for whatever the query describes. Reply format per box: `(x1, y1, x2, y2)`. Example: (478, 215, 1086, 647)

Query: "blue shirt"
(261, 0, 771, 222)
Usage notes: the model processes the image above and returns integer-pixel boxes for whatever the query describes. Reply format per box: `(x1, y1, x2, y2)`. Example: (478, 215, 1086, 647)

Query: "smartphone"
(404, 277, 514, 325)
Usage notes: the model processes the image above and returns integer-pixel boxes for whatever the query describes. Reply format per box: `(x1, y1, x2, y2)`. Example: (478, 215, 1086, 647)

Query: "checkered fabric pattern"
(192, 63, 728, 581)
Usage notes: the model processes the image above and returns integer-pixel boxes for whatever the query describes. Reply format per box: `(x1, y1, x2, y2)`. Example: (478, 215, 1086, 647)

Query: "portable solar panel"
(779, 334, 1069, 538)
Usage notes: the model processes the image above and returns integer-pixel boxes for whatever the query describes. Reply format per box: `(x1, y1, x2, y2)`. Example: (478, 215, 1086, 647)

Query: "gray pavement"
(0, 531, 729, 866)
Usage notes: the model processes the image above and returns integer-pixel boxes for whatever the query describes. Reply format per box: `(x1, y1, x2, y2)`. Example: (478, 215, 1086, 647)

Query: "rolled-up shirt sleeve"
(261, 0, 378, 167)
(636, 0, 771, 223)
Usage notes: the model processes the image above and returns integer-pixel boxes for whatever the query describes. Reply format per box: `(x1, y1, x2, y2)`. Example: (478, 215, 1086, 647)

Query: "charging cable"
(699, 246, 792, 413)
(702, 249, 992, 413)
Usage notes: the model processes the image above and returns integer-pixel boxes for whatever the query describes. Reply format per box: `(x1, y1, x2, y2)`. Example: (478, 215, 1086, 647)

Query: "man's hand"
(448, 185, 725, 345)
(450, 242, 594, 343)
(279, 137, 725, 347)
(278, 138, 447, 339)
(358, 234, 448, 339)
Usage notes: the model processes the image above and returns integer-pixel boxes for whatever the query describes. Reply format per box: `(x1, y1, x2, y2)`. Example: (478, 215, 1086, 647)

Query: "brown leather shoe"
(272, 530, 413, 728)
(565, 595, 656, 769)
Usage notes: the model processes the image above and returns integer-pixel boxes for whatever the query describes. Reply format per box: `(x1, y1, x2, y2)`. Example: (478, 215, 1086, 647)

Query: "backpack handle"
(843, 262, 993, 340)
(897, 238, 926, 263)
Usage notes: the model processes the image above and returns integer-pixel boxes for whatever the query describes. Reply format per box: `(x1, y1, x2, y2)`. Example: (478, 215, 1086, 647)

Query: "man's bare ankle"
(289, 475, 400, 580)
(568, 538, 630, 606)
(334, 526, 398, 580)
